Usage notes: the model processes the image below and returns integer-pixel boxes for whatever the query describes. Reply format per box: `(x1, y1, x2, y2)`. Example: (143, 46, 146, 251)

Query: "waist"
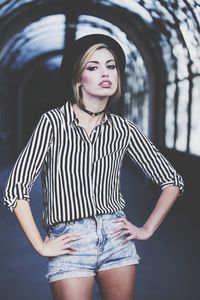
(47, 210, 126, 232)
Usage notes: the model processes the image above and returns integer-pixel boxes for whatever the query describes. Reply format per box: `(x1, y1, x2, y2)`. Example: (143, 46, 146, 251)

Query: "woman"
(4, 34, 184, 300)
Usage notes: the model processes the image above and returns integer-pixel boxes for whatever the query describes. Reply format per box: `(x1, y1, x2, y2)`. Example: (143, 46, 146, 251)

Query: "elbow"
(162, 185, 182, 199)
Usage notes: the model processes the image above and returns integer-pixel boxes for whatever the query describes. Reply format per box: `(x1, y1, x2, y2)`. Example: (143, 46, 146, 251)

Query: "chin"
(99, 90, 115, 97)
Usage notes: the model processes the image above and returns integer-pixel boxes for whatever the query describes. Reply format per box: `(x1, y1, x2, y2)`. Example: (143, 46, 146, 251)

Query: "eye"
(107, 64, 116, 70)
(86, 66, 98, 71)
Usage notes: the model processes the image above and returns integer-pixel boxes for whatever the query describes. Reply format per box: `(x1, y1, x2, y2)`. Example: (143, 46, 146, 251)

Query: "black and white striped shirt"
(4, 101, 184, 228)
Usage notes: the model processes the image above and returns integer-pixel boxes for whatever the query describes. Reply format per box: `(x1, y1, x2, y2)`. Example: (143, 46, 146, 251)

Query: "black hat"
(61, 34, 126, 85)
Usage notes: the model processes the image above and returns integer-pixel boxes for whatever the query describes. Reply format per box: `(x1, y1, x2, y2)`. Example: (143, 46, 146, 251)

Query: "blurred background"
(0, 0, 199, 299)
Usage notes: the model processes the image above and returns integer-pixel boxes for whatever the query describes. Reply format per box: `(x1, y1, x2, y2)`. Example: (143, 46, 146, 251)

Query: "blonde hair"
(72, 43, 121, 109)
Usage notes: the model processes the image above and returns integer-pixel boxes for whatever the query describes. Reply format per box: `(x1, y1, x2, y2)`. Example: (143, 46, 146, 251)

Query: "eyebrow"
(86, 59, 115, 65)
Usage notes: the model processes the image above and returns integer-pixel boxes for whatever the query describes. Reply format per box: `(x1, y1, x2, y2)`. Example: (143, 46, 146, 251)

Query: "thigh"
(50, 276, 95, 300)
(96, 265, 136, 300)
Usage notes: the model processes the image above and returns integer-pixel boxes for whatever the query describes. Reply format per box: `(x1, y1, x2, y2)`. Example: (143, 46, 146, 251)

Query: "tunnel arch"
(0, 0, 200, 165)
(0, 1, 164, 152)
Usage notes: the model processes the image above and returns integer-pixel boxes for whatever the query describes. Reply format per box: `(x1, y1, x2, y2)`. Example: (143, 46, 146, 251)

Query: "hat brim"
(61, 34, 126, 83)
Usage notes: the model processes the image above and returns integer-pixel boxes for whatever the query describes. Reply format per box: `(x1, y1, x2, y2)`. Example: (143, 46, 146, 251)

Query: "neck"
(80, 106, 106, 117)
(73, 103, 106, 125)
(82, 94, 109, 111)
(80, 96, 108, 114)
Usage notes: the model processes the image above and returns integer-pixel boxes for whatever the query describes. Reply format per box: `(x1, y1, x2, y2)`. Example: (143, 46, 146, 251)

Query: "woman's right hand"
(38, 233, 81, 257)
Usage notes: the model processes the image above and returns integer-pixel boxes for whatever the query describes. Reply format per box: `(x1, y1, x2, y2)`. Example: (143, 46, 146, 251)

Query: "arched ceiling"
(0, 0, 200, 155)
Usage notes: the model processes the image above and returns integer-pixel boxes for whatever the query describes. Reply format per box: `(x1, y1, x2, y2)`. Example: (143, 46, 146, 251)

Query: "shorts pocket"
(49, 223, 69, 236)
(114, 210, 126, 218)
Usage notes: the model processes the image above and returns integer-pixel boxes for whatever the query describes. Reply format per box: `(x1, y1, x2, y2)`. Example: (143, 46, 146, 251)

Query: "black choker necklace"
(80, 107, 106, 117)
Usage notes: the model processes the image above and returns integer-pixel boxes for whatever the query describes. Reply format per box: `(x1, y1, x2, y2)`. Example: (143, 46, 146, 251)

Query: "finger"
(59, 249, 77, 255)
(120, 239, 128, 245)
(113, 230, 130, 239)
(44, 236, 50, 242)
(125, 234, 136, 241)
(57, 233, 81, 241)
(123, 219, 128, 225)
(112, 218, 126, 223)
(111, 224, 125, 234)
(62, 243, 77, 250)
(118, 233, 137, 245)
(114, 233, 125, 239)
(62, 233, 81, 238)
(62, 235, 82, 243)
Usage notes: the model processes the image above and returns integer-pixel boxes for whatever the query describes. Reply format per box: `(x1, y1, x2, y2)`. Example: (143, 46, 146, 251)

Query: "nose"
(101, 65, 109, 77)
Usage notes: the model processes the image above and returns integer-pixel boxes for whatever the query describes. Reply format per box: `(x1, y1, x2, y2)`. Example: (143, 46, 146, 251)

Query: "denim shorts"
(46, 210, 140, 282)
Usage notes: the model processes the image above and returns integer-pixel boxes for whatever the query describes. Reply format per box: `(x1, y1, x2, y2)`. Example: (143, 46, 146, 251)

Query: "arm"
(4, 114, 80, 255)
(14, 199, 80, 256)
(112, 120, 184, 241)
(3, 114, 53, 211)
(115, 186, 179, 242)
(113, 185, 180, 241)
(125, 120, 184, 196)
(142, 185, 179, 236)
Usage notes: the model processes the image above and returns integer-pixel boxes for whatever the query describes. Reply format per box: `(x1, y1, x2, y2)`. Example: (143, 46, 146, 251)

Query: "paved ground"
(0, 158, 199, 300)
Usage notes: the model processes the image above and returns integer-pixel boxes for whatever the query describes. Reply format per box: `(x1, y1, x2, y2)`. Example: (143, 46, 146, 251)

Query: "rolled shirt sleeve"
(126, 120, 184, 195)
(3, 114, 53, 211)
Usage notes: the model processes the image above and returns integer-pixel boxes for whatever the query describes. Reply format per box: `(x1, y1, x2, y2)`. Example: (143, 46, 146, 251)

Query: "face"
(79, 48, 118, 101)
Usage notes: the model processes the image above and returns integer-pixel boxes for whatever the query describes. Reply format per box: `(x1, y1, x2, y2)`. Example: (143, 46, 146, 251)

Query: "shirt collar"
(61, 101, 112, 127)
(60, 101, 76, 124)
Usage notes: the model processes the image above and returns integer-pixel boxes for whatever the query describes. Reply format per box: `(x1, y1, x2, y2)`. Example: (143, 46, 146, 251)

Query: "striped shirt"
(3, 101, 184, 228)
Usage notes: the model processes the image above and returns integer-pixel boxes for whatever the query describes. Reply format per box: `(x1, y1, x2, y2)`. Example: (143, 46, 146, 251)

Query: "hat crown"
(61, 33, 126, 81)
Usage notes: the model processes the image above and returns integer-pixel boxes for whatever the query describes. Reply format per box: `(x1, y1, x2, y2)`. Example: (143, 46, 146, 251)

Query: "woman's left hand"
(112, 218, 153, 244)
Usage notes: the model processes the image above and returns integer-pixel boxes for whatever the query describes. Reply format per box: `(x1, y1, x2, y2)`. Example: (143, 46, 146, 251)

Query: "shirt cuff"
(161, 173, 184, 197)
(4, 182, 31, 212)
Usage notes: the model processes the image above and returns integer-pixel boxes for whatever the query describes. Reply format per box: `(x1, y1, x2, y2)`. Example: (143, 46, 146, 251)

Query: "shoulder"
(109, 113, 129, 128)
(41, 105, 65, 125)
(125, 119, 140, 132)
(30, 107, 64, 136)
(43, 106, 62, 118)
(109, 113, 138, 131)
(109, 114, 147, 142)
